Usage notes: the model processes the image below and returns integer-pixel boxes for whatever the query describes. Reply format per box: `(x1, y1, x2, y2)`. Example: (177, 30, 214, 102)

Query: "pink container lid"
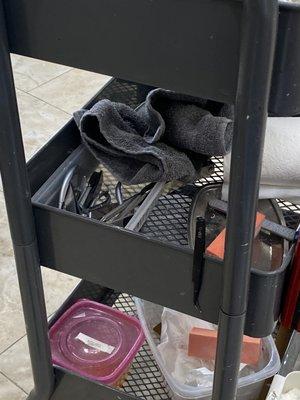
(49, 299, 145, 385)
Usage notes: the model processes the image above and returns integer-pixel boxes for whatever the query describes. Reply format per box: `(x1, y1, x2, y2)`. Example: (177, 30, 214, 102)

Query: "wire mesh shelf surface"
(112, 294, 171, 399)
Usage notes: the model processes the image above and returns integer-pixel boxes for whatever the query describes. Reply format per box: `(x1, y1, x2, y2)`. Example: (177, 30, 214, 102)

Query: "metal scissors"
(58, 165, 78, 211)
(101, 183, 155, 225)
(78, 171, 110, 216)
(59, 167, 111, 217)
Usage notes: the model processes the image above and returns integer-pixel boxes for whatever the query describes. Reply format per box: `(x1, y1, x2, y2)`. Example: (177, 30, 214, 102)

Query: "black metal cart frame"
(0, 0, 291, 399)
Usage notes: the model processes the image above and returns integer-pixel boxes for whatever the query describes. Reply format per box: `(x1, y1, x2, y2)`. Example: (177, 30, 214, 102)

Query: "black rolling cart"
(1, 1, 300, 399)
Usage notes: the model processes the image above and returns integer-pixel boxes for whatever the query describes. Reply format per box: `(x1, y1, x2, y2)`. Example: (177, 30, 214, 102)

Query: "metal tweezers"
(101, 183, 155, 224)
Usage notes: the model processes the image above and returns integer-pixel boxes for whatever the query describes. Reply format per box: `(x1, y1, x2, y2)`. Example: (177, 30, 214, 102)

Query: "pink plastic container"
(49, 299, 145, 386)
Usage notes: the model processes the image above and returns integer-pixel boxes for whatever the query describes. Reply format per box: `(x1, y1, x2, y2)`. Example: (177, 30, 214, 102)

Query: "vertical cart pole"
(0, 3, 55, 400)
(212, 1, 278, 399)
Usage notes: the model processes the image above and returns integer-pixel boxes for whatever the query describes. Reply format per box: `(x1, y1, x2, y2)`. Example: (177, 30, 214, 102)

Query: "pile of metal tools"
(58, 165, 173, 231)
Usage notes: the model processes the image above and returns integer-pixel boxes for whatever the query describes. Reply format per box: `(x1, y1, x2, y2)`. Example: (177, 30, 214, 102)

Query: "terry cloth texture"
(74, 100, 206, 185)
(137, 88, 233, 156)
(74, 89, 233, 185)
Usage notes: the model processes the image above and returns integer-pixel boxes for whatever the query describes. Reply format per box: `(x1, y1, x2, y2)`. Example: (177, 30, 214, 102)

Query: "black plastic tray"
(29, 78, 300, 337)
(270, 2, 300, 115)
(4, 0, 300, 116)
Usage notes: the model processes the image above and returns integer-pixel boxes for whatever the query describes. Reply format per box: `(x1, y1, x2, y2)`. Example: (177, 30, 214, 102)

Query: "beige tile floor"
(0, 54, 111, 399)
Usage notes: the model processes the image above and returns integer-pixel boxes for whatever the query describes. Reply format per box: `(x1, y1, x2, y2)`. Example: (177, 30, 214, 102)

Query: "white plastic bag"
(157, 308, 253, 387)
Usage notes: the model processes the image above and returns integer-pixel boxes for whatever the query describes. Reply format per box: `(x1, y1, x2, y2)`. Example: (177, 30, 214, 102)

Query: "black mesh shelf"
(102, 154, 300, 245)
(112, 294, 171, 400)
(49, 281, 171, 399)
(31, 78, 300, 338)
(27, 75, 300, 234)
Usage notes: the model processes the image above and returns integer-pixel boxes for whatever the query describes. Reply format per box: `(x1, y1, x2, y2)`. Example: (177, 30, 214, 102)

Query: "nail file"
(125, 182, 167, 231)
(209, 199, 295, 242)
(188, 327, 262, 366)
(206, 211, 265, 260)
(192, 217, 206, 306)
(125, 181, 183, 232)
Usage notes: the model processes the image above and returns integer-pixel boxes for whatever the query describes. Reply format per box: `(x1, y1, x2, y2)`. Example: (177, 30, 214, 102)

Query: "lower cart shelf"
(48, 280, 281, 400)
(49, 281, 171, 400)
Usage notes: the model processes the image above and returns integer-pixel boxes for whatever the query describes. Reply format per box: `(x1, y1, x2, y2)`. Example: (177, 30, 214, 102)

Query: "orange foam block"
(206, 211, 266, 260)
(188, 327, 262, 366)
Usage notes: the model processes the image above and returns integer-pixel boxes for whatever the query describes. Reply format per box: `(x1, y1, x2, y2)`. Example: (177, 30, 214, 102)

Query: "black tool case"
(1, 1, 300, 400)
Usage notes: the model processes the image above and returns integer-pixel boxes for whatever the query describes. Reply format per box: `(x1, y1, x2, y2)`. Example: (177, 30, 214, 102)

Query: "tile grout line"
(27, 66, 74, 93)
(27, 85, 108, 115)
(13, 71, 40, 92)
(0, 371, 28, 395)
(0, 334, 27, 357)
(16, 88, 72, 117)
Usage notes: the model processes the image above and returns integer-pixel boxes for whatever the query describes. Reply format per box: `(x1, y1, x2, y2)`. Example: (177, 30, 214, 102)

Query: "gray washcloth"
(74, 100, 208, 185)
(137, 89, 233, 156)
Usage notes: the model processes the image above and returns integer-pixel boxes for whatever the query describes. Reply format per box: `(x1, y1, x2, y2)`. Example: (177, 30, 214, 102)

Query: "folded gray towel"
(74, 100, 208, 185)
(137, 89, 233, 156)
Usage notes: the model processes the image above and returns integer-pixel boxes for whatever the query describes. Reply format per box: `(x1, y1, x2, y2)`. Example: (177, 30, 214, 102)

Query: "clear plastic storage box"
(49, 299, 145, 387)
(135, 298, 280, 400)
